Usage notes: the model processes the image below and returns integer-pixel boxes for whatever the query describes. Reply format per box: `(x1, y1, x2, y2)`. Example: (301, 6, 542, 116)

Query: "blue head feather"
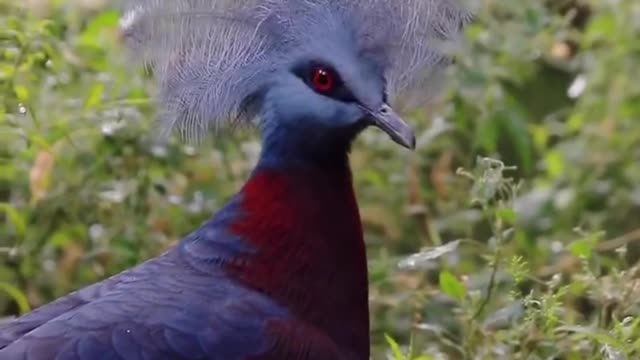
(120, 0, 471, 154)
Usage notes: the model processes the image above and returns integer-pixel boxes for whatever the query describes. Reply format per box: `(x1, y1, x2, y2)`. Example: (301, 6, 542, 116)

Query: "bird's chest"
(228, 168, 371, 358)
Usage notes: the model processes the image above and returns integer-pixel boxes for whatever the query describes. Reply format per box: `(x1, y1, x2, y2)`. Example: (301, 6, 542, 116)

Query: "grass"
(2, 0, 640, 359)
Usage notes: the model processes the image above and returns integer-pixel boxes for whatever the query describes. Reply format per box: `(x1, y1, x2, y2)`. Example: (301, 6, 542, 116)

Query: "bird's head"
(258, 30, 414, 151)
(120, 0, 471, 157)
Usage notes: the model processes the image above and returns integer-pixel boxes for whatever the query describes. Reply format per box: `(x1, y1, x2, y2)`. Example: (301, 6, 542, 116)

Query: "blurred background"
(1, 0, 639, 359)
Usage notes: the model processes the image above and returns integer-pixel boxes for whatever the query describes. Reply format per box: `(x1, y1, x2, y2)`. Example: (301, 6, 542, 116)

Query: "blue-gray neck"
(259, 122, 365, 171)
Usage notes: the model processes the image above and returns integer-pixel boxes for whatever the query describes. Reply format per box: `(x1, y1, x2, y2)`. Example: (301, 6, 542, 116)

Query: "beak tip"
(401, 133, 416, 150)
(409, 136, 416, 150)
(369, 104, 416, 150)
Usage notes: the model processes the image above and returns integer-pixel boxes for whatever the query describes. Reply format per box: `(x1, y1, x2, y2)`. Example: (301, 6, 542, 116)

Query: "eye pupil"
(312, 68, 334, 92)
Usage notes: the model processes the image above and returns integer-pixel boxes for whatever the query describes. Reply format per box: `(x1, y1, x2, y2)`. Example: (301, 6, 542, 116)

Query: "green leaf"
(85, 83, 105, 110)
(439, 270, 467, 301)
(13, 84, 29, 102)
(384, 334, 406, 360)
(0, 282, 30, 314)
(79, 11, 120, 47)
(544, 150, 565, 180)
(568, 233, 601, 259)
(498, 98, 533, 173)
(0, 203, 26, 239)
(584, 14, 617, 46)
(496, 208, 517, 225)
(568, 240, 594, 258)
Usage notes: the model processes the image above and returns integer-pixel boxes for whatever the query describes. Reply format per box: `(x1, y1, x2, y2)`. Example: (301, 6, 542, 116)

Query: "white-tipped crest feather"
(119, 0, 472, 141)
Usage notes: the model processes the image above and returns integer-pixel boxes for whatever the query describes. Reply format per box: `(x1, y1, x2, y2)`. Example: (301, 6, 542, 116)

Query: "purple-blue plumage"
(0, 230, 289, 359)
(0, 161, 367, 359)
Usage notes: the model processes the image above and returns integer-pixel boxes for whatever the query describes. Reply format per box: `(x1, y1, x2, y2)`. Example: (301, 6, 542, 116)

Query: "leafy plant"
(2, 1, 640, 359)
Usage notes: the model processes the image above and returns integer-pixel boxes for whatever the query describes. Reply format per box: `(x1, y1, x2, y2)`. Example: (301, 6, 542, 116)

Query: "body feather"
(0, 160, 367, 359)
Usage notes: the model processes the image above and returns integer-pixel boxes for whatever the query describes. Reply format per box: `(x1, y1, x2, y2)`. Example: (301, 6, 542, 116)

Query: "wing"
(0, 271, 122, 349)
(0, 249, 288, 360)
(0, 221, 349, 360)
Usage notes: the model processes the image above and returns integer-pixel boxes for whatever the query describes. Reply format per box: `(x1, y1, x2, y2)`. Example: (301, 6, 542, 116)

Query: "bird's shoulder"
(0, 210, 349, 360)
(0, 240, 289, 359)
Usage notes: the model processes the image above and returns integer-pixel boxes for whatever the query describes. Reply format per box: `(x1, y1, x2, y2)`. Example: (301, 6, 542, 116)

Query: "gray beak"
(369, 104, 416, 150)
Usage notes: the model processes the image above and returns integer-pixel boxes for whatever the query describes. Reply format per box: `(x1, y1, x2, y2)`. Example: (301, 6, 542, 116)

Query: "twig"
(597, 228, 640, 252)
(473, 248, 501, 320)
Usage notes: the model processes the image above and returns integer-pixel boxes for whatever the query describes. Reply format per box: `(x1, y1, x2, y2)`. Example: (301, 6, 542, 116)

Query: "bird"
(0, 0, 470, 359)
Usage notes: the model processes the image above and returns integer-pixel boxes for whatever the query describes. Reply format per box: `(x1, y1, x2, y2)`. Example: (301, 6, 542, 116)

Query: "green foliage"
(439, 271, 466, 302)
(1, 1, 640, 359)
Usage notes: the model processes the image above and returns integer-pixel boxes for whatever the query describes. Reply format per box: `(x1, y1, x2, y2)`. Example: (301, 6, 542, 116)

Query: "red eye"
(312, 68, 335, 92)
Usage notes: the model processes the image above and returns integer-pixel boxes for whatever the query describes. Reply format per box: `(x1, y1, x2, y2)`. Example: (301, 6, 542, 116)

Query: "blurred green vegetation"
(1, 0, 640, 359)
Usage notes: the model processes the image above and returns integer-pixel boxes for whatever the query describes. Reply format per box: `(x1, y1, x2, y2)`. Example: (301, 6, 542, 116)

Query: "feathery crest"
(120, 0, 472, 141)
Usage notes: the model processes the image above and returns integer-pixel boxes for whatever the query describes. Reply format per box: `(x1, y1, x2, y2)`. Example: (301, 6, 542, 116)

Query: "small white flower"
(568, 75, 587, 99)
